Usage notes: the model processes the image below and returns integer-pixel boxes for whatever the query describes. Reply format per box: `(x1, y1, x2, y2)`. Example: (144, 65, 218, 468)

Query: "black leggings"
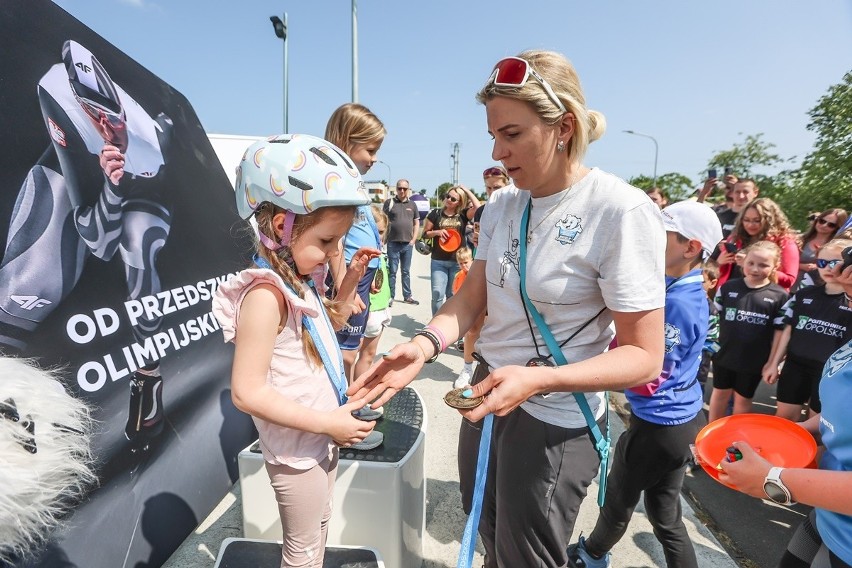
(778, 510, 851, 568)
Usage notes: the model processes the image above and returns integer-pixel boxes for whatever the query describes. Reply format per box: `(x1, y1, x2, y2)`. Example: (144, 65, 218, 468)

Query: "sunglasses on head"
(485, 56, 567, 114)
(817, 218, 838, 229)
(444, 195, 459, 203)
(483, 166, 506, 178)
(816, 258, 842, 269)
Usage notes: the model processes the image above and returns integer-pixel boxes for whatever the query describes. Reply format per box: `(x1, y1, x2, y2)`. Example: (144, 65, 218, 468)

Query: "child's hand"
(324, 400, 376, 447)
(345, 247, 381, 281)
(762, 364, 779, 385)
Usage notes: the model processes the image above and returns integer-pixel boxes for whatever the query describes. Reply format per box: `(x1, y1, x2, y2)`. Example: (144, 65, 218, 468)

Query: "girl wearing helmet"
(212, 134, 379, 568)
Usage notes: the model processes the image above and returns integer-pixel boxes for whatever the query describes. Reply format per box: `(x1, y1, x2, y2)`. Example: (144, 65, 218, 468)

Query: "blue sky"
(54, 0, 852, 194)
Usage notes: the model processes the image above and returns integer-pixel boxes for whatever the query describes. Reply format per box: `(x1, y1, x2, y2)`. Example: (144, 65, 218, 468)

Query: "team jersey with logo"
(816, 339, 852, 564)
(713, 278, 787, 373)
(780, 285, 852, 364)
(626, 270, 707, 425)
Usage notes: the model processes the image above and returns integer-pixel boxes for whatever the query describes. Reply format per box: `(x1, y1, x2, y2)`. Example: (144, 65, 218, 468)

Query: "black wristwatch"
(763, 466, 795, 505)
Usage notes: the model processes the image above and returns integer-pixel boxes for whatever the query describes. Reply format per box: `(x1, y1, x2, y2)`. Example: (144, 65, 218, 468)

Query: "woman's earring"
(556, 141, 566, 152)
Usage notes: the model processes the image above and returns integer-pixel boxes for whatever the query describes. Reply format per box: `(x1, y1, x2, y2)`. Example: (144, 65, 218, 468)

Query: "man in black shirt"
(383, 179, 420, 304)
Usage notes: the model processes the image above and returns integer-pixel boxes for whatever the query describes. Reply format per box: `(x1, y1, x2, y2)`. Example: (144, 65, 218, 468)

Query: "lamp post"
(378, 160, 391, 199)
(623, 130, 658, 188)
(351, 0, 358, 102)
(269, 14, 289, 133)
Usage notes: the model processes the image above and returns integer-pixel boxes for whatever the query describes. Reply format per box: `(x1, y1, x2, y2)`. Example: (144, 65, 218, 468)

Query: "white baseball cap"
(660, 201, 723, 260)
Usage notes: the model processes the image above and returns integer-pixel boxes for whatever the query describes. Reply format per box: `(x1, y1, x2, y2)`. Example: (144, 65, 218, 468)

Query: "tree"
(627, 172, 695, 202)
(777, 71, 852, 228)
(706, 133, 784, 180)
(433, 182, 454, 208)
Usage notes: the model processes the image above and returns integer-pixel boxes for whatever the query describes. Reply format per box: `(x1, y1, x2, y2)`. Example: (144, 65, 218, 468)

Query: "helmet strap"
(257, 210, 296, 250)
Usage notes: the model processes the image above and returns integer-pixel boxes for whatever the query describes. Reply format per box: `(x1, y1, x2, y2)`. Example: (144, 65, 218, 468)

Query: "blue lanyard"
(518, 199, 611, 507)
(457, 413, 493, 568)
(252, 255, 348, 405)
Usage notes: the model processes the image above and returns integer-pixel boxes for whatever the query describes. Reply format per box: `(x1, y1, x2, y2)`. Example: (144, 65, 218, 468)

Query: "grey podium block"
(214, 538, 385, 568)
(239, 387, 427, 568)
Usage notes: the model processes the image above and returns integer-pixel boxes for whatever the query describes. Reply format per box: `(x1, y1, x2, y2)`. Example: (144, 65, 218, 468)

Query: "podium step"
(214, 538, 384, 568)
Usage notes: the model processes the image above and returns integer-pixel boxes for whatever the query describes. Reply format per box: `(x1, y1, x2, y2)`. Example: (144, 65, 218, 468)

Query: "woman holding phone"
(715, 197, 799, 291)
(348, 50, 665, 567)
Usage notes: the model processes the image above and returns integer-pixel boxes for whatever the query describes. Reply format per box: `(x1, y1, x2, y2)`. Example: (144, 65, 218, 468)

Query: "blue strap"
(252, 255, 348, 405)
(518, 201, 611, 507)
(456, 413, 493, 568)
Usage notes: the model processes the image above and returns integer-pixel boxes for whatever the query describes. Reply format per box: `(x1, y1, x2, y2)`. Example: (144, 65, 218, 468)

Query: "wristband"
(414, 330, 441, 364)
(424, 325, 448, 352)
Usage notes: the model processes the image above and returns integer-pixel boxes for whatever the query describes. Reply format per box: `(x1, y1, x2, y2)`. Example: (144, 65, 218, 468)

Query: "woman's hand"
(717, 249, 736, 265)
(347, 341, 427, 408)
(323, 399, 376, 447)
(458, 364, 544, 422)
(717, 441, 774, 498)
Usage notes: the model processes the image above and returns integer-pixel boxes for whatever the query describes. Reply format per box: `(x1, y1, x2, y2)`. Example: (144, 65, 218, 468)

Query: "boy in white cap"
(568, 201, 723, 568)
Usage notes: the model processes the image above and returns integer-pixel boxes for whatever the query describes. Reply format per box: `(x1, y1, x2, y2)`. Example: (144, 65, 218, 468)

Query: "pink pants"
(265, 451, 338, 568)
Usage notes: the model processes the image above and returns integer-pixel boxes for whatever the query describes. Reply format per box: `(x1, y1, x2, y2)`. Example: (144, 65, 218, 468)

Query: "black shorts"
(776, 354, 825, 411)
(712, 364, 762, 399)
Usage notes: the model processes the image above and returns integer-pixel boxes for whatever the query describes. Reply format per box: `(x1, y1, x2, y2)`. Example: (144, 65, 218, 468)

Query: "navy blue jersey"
(626, 270, 707, 425)
(781, 285, 852, 364)
(713, 278, 787, 373)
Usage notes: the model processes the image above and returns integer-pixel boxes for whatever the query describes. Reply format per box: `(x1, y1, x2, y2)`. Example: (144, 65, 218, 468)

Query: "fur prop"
(0, 358, 96, 563)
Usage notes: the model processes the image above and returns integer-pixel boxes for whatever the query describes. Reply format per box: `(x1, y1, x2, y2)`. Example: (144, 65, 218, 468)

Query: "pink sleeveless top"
(213, 269, 340, 469)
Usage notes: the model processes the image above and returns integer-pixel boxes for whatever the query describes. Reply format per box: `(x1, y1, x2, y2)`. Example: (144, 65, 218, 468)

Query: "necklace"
(526, 171, 580, 244)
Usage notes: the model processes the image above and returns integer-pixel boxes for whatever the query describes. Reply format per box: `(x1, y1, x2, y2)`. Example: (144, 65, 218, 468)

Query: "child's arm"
(762, 326, 790, 385)
(230, 285, 375, 446)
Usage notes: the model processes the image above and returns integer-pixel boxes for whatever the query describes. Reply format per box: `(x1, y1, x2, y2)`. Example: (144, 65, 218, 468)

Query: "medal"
(526, 356, 555, 368)
(444, 387, 484, 410)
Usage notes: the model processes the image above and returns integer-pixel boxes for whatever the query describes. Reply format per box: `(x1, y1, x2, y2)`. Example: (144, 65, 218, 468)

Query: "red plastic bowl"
(439, 228, 462, 252)
(694, 413, 817, 487)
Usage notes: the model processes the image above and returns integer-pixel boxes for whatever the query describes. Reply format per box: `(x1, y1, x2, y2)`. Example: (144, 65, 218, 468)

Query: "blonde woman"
(350, 50, 665, 567)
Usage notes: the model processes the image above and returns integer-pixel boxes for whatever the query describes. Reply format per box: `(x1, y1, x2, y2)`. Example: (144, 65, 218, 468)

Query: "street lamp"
(623, 130, 659, 188)
(269, 14, 289, 133)
(351, 0, 358, 102)
(378, 160, 391, 200)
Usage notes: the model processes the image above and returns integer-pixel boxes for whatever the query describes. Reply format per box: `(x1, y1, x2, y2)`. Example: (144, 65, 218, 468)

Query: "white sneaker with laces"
(454, 368, 473, 389)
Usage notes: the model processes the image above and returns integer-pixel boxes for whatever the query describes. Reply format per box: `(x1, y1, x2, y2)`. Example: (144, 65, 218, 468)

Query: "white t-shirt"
(476, 168, 665, 428)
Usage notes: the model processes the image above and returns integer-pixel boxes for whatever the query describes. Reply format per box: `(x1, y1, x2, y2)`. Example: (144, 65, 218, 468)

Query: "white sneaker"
(454, 368, 473, 389)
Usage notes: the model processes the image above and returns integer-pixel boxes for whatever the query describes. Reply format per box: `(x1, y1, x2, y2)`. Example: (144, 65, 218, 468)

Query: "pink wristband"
(424, 325, 448, 352)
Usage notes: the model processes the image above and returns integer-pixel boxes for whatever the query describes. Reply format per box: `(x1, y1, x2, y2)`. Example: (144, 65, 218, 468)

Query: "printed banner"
(0, 2, 257, 566)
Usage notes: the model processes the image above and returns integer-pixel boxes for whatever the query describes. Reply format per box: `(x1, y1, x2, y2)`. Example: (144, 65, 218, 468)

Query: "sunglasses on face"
(396, 187, 409, 191)
(483, 167, 505, 178)
(485, 56, 567, 114)
(817, 218, 838, 229)
(816, 258, 842, 269)
(445, 195, 459, 203)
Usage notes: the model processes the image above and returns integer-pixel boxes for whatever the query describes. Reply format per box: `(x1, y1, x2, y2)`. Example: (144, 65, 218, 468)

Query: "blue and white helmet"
(235, 134, 370, 219)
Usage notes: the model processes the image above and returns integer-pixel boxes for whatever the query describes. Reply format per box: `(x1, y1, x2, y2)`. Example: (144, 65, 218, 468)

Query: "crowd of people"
(210, 50, 851, 568)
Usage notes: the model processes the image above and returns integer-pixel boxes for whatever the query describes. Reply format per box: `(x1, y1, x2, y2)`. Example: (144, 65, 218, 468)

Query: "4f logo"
(10, 295, 52, 310)
(75, 62, 92, 74)
(725, 307, 736, 321)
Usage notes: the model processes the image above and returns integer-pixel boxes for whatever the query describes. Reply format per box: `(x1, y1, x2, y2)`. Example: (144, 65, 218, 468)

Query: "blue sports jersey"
(626, 270, 707, 425)
(343, 204, 380, 268)
(815, 338, 852, 564)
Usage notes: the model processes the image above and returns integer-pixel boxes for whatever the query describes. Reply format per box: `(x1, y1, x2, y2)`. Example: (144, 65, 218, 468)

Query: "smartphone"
(708, 168, 718, 179)
(724, 166, 734, 177)
(724, 242, 739, 254)
(841, 246, 852, 271)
